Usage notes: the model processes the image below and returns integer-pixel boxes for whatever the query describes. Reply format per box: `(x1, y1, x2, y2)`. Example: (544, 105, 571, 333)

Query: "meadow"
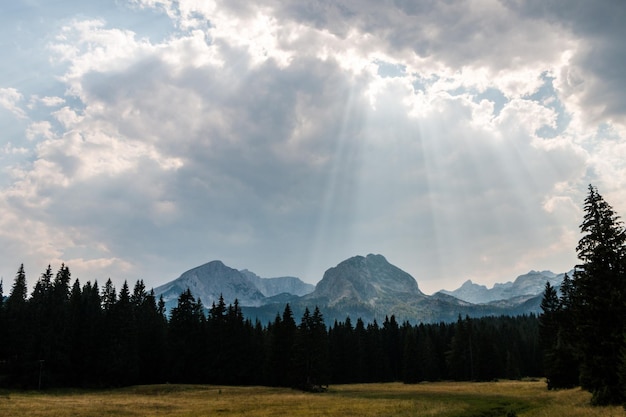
(1, 380, 625, 417)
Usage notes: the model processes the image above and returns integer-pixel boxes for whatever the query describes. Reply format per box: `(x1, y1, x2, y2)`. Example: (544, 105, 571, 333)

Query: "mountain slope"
(306, 254, 424, 306)
(153, 260, 266, 308)
(239, 269, 314, 297)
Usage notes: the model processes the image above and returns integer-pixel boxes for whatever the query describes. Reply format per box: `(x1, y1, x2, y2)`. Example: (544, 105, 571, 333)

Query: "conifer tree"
(4, 265, 30, 386)
(268, 304, 296, 386)
(168, 288, 207, 382)
(101, 279, 117, 312)
(365, 320, 386, 381)
(52, 264, 71, 304)
(117, 281, 139, 384)
(78, 280, 103, 386)
(65, 278, 87, 385)
(7, 264, 27, 309)
(99, 281, 140, 385)
(157, 295, 166, 317)
(328, 317, 358, 383)
(44, 264, 74, 385)
(539, 281, 560, 387)
(227, 299, 261, 384)
(382, 315, 400, 381)
(539, 275, 578, 389)
(416, 325, 441, 381)
(31, 265, 53, 305)
(352, 318, 368, 381)
(134, 286, 167, 384)
(572, 185, 626, 404)
(28, 266, 54, 379)
(207, 294, 228, 382)
(447, 315, 476, 381)
(401, 324, 419, 383)
(293, 306, 329, 390)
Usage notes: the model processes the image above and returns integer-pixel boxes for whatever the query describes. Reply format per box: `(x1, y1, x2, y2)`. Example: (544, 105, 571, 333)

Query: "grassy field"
(1, 380, 626, 417)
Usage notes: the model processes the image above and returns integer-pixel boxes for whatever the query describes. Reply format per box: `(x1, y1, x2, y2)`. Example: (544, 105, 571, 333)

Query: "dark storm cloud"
(504, 0, 626, 122)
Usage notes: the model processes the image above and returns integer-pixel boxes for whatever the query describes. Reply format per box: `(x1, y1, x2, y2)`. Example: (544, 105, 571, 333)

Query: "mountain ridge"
(154, 254, 569, 324)
(439, 270, 571, 304)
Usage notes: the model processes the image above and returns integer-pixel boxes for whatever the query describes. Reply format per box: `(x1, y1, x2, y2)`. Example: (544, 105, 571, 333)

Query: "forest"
(0, 264, 541, 390)
(1, 184, 625, 408)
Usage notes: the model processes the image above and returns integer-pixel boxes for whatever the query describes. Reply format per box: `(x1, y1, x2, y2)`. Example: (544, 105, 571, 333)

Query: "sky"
(1, 0, 626, 296)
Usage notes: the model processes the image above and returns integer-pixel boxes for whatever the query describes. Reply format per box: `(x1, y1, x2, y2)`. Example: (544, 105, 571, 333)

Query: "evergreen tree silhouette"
(572, 185, 626, 404)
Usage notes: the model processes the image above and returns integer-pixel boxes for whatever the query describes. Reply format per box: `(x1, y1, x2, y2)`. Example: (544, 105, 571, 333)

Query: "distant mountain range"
(154, 254, 569, 324)
(439, 270, 572, 304)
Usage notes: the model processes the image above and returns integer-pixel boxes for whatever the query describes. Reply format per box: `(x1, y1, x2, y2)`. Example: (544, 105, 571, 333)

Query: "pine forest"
(1, 184, 625, 408)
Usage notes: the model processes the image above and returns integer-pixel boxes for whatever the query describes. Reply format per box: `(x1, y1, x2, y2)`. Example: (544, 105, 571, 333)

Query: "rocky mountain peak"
(154, 260, 266, 308)
(310, 254, 423, 306)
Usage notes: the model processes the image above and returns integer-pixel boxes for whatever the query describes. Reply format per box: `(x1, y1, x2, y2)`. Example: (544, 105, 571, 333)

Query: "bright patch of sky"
(1, 0, 625, 295)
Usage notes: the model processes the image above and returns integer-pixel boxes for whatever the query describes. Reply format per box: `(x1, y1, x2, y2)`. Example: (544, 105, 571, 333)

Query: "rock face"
(308, 254, 423, 306)
(153, 261, 315, 313)
(153, 260, 267, 308)
(239, 269, 314, 297)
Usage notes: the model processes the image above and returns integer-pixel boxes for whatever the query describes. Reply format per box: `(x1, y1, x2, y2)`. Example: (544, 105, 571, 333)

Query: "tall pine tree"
(4, 265, 30, 386)
(539, 274, 579, 389)
(168, 288, 207, 382)
(267, 304, 297, 386)
(293, 306, 329, 390)
(539, 281, 574, 389)
(572, 185, 626, 405)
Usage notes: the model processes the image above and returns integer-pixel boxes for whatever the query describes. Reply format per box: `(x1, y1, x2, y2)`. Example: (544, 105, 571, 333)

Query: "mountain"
(153, 260, 314, 312)
(439, 270, 571, 304)
(155, 254, 572, 325)
(153, 260, 266, 309)
(439, 280, 491, 304)
(239, 269, 314, 297)
(249, 254, 509, 325)
(306, 254, 424, 306)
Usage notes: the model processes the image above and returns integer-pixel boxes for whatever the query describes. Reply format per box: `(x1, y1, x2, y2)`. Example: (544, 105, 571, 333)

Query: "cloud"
(26, 121, 55, 141)
(0, 88, 27, 119)
(27, 96, 66, 110)
(504, 0, 626, 128)
(0, 0, 624, 295)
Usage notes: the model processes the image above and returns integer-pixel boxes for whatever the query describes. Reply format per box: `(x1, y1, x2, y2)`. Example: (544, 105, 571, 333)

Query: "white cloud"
(0, 88, 27, 119)
(51, 19, 157, 98)
(26, 121, 55, 141)
(2, 143, 29, 155)
(28, 96, 66, 109)
(1, 0, 625, 295)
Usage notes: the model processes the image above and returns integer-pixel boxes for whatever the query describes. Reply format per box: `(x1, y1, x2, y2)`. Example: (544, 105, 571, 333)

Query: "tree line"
(4, 184, 622, 406)
(539, 185, 626, 405)
(0, 265, 541, 389)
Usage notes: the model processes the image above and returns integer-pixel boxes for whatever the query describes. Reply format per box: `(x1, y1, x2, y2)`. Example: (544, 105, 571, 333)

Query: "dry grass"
(1, 380, 625, 417)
